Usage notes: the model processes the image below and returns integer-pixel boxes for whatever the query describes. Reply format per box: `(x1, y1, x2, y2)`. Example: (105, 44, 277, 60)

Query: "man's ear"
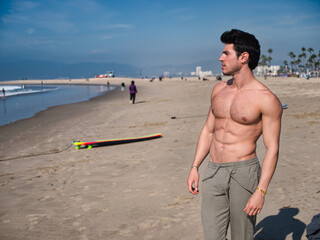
(240, 52, 249, 64)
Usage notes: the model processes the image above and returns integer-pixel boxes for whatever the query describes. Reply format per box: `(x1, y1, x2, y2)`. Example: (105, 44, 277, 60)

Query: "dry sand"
(0, 76, 319, 240)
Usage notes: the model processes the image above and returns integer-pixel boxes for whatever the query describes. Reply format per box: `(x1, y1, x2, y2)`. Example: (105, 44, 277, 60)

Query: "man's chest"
(212, 90, 262, 125)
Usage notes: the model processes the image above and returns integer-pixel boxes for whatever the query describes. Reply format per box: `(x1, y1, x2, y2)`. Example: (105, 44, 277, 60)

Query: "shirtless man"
(187, 29, 282, 240)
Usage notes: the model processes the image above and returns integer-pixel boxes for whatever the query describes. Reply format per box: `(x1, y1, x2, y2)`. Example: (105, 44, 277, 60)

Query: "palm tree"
(283, 60, 289, 74)
(308, 48, 314, 57)
(315, 61, 320, 74)
(259, 54, 268, 78)
(288, 52, 296, 60)
(300, 48, 306, 72)
(259, 54, 268, 66)
(288, 52, 296, 73)
(308, 54, 317, 70)
(290, 61, 296, 73)
(296, 59, 301, 70)
(267, 56, 272, 67)
(267, 49, 273, 66)
(298, 52, 307, 72)
(317, 51, 320, 74)
(317, 51, 320, 69)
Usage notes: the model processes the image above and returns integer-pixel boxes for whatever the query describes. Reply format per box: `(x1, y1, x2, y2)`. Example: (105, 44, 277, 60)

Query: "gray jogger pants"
(201, 157, 261, 240)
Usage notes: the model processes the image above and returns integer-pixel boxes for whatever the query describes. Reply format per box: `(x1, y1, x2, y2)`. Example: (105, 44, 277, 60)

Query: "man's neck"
(232, 67, 256, 90)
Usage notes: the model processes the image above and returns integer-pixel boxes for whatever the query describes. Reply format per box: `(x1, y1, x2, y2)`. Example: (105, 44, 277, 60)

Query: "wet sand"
(0, 76, 319, 240)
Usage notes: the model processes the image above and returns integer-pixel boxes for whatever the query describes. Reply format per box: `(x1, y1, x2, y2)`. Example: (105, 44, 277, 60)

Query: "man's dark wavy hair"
(220, 29, 261, 70)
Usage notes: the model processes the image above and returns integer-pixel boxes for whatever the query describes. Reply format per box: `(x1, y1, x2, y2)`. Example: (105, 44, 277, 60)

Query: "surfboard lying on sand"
(73, 133, 162, 149)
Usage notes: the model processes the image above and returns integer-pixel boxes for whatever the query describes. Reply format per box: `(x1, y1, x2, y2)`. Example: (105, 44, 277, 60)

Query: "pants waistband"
(207, 156, 259, 169)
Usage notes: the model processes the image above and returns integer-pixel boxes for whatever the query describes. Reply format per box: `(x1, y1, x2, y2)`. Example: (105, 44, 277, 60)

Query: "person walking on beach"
(121, 82, 125, 91)
(2, 88, 5, 100)
(187, 29, 282, 240)
(129, 80, 137, 104)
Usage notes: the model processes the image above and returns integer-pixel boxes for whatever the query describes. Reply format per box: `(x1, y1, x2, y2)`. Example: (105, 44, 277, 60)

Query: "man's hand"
(187, 168, 200, 195)
(244, 190, 265, 216)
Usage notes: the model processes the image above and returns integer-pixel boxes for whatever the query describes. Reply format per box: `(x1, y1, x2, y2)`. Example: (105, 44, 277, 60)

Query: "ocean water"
(0, 84, 115, 127)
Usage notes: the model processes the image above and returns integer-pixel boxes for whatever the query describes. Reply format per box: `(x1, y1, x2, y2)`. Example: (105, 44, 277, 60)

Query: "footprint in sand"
(72, 222, 86, 232)
(81, 204, 91, 212)
(164, 196, 195, 209)
(27, 214, 43, 229)
(38, 195, 51, 201)
(73, 221, 82, 227)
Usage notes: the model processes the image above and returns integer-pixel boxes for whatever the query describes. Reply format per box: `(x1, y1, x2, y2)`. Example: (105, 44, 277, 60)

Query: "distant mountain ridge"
(0, 59, 219, 81)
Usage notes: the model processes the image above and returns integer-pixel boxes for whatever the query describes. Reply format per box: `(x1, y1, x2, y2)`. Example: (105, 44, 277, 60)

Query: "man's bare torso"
(210, 79, 271, 163)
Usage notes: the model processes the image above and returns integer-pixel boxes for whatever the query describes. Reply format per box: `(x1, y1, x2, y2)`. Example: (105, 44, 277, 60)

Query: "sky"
(0, 0, 319, 69)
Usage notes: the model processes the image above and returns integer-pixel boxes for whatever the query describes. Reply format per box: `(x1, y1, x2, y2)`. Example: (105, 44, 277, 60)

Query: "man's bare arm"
(244, 93, 282, 215)
(187, 83, 225, 195)
(187, 108, 215, 194)
(258, 93, 283, 190)
(194, 109, 216, 165)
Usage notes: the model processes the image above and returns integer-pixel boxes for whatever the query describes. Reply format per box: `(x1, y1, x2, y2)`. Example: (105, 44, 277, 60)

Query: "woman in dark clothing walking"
(129, 81, 137, 104)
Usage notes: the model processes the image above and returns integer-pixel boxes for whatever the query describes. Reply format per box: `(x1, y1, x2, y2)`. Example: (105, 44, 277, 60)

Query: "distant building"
(201, 70, 213, 77)
(254, 65, 280, 76)
(196, 66, 202, 76)
(192, 66, 213, 77)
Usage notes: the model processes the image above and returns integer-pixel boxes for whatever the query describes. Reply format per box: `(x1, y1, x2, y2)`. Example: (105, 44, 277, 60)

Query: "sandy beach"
(0, 76, 319, 240)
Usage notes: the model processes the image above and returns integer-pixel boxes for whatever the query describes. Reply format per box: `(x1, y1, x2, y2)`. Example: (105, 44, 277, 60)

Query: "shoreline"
(0, 77, 143, 85)
(0, 84, 118, 128)
(1, 75, 319, 128)
(0, 76, 319, 239)
(0, 80, 127, 159)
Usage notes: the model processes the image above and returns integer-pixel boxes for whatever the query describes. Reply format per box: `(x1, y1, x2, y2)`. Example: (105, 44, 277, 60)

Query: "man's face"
(219, 44, 241, 76)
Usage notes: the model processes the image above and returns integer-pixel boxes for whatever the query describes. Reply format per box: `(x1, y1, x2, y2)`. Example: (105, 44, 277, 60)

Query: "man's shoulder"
(249, 79, 277, 98)
(211, 81, 226, 99)
(255, 86, 282, 115)
(243, 78, 282, 114)
(212, 79, 231, 93)
(253, 81, 279, 101)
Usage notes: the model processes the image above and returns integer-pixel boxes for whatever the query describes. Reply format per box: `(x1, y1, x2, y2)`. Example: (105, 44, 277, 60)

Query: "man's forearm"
(192, 129, 214, 168)
(258, 147, 279, 192)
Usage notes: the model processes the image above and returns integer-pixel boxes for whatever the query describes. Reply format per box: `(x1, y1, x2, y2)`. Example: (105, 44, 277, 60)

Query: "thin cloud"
(101, 35, 113, 40)
(11, 1, 39, 11)
(166, 8, 189, 15)
(65, 0, 102, 13)
(92, 23, 133, 31)
(165, 7, 194, 22)
(1, 13, 29, 23)
(272, 13, 319, 27)
(1, 2, 75, 33)
(107, 24, 133, 29)
(178, 15, 195, 22)
(26, 28, 35, 34)
(90, 49, 107, 54)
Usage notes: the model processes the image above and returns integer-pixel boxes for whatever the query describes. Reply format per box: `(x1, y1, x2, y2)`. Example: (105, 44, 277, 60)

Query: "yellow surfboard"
(73, 133, 162, 149)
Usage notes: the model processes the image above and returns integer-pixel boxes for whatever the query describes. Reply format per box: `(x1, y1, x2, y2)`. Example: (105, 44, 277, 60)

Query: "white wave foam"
(0, 85, 22, 91)
(1, 85, 59, 97)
